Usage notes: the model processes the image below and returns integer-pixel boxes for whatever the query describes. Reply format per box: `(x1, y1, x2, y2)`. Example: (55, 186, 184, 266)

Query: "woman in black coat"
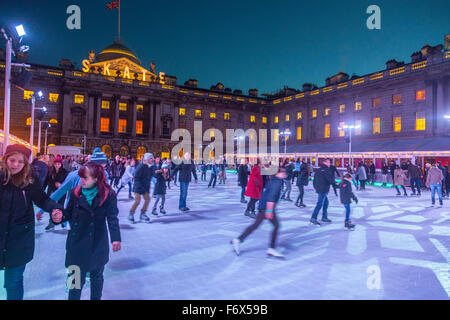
(295, 161, 309, 207)
(0, 144, 63, 300)
(237, 159, 250, 203)
(52, 161, 121, 300)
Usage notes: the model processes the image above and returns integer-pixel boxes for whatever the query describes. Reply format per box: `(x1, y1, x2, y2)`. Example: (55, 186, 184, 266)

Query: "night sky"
(1, 0, 449, 95)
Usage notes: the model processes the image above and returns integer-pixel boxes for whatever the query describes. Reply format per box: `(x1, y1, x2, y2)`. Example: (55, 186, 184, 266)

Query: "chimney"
(233, 89, 243, 95)
(184, 79, 197, 88)
(249, 88, 258, 97)
(59, 58, 74, 70)
(302, 83, 312, 92)
(446, 34, 450, 51)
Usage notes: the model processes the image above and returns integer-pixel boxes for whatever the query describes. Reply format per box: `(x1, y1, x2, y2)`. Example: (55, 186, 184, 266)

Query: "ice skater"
(230, 166, 286, 258)
(151, 163, 170, 215)
(339, 173, 358, 230)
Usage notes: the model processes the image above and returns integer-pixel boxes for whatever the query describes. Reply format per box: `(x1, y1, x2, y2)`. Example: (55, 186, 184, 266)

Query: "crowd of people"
(0, 144, 449, 300)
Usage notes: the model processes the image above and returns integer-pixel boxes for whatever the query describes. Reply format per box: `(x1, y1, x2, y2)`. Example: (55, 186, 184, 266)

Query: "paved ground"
(0, 173, 449, 300)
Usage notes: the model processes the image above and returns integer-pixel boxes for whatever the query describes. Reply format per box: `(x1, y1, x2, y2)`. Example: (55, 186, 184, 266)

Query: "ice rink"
(1, 172, 449, 300)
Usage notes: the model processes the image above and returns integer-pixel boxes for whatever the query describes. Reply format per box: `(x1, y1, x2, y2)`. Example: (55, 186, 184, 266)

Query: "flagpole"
(118, 0, 121, 42)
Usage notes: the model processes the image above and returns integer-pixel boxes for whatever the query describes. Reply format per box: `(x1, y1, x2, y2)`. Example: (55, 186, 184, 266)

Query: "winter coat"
(296, 163, 309, 187)
(133, 163, 154, 194)
(339, 179, 358, 205)
(426, 167, 444, 186)
(407, 164, 422, 179)
(172, 161, 198, 183)
(32, 160, 48, 187)
(54, 187, 121, 271)
(0, 173, 63, 269)
(120, 165, 135, 186)
(237, 164, 249, 187)
(44, 167, 68, 195)
(154, 172, 170, 195)
(257, 176, 284, 211)
(313, 165, 335, 194)
(109, 160, 123, 178)
(356, 166, 367, 181)
(381, 165, 389, 175)
(394, 168, 407, 186)
(285, 163, 294, 180)
(245, 165, 263, 200)
(330, 165, 340, 178)
(369, 164, 376, 174)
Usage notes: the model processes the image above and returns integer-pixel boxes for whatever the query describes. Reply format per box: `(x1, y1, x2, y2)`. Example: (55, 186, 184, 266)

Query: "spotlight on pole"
(37, 90, 43, 98)
(15, 24, 26, 37)
(445, 115, 450, 119)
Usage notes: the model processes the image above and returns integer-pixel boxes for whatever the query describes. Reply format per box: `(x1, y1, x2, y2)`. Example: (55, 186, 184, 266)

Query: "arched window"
(102, 145, 112, 158)
(136, 146, 146, 160)
(120, 145, 129, 157)
(49, 118, 58, 124)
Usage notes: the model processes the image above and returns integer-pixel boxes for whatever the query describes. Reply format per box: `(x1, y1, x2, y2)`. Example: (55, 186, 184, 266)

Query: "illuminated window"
(355, 101, 362, 111)
(285, 128, 290, 141)
(338, 122, 345, 137)
(101, 100, 110, 110)
(136, 104, 143, 112)
(262, 116, 267, 124)
(324, 124, 330, 138)
(297, 112, 302, 120)
(100, 118, 110, 132)
(355, 120, 362, 135)
(49, 118, 58, 124)
(179, 107, 186, 116)
(393, 116, 402, 132)
(273, 129, 279, 142)
(339, 104, 345, 113)
(373, 117, 381, 134)
(416, 90, 426, 101)
(373, 97, 380, 108)
(119, 102, 127, 111)
(312, 109, 317, 118)
(210, 113, 216, 119)
(49, 93, 59, 103)
(297, 127, 302, 140)
(137, 146, 146, 160)
(250, 115, 255, 123)
(136, 120, 143, 134)
(118, 119, 127, 133)
(324, 108, 330, 116)
(416, 112, 426, 131)
(102, 145, 112, 158)
(224, 113, 230, 120)
(195, 109, 202, 117)
(26, 117, 31, 126)
(393, 94, 402, 105)
(24, 90, 34, 100)
(74, 94, 84, 104)
(285, 114, 290, 121)
(210, 129, 215, 138)
(274, 116, 279, 124)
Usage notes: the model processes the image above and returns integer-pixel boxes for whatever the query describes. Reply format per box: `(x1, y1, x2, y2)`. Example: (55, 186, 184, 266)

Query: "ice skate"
(345, 221, 355, 230)
(267, 248, 284, 259)
(321, 217, 332, 223)
(160, 207, 166, 214)
(230, 238, 240, 256)
(310, 218, 321, 226)
(140, 212, 150, 222)
(151, 208, 158, 216)
(128, 212, 135, 223)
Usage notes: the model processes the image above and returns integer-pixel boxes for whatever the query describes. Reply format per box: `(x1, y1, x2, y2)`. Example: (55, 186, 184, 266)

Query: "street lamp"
(1, 24, 30, 155)
(445, 115, 450, 119)
(43, 122, 51, 155)
(30, 91, 45, 159)
(36, 107, 48, 154)
(278, 131, 292, 156)
(338, 124, 361, 167)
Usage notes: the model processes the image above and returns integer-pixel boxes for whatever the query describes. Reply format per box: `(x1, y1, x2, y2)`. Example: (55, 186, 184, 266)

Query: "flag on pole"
(106, 0, 120, 10)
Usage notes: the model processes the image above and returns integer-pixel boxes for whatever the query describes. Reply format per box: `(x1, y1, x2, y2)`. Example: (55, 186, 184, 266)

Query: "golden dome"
(96, 41, 141, 65)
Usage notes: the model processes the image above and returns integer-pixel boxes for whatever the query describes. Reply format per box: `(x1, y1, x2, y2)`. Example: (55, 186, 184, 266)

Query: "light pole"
(338, 124, 361, 167)
(44, 122, 51, 155)
(30, 91, 44, 159)
(1, 24, 29, 155)
(278, 131, 292, 156)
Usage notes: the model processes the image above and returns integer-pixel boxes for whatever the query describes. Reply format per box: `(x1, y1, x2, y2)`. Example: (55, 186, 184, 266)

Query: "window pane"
(100, 118, 110, 132)
(297, 112, 302, 120)
(355, 120, 362, 135)
(339, 122, 345, 137)
(416, 112, 426, 131)
(136, 120, 143, 134)
(339, 104, 345, 113)
(393, 116, 401, 132)
(324, 124, 330, 138)
(373, 98, 380, 108)
(393, 94, 402, 105)
(49, 93, 59, 103)
(195, 109, 202, 117)
(118, 119, 127, 133)
(250, 115, 255, 122)
(210, 113, 216, 119)
(312, 110, 317, 118)
(416, 90, 426, 101)
(179, 108, 186, 116)
(74, 94, 84, 104)
(262, 116, 267, 124)
(355, 102, 362, 111)
(24, 90, 34, 100)
(297, 127, 302, 140)
(136, 104, 144, 112)
(373, 118, 380, 134)
(224, 113, 230, 120)
(102, 101, 110, 109)
(119, 102, 127, 111)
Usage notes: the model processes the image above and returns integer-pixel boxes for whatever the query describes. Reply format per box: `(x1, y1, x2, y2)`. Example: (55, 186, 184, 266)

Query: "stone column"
(154, 102, 162, 139)
(113, 96, 120, 136)
(95, 96, 101, 136)
(62, 91, 72, 135)
(148, 101, 154, 138)
(436, 78, 446, 135)
(131, 98, 137, 137)
(88, 95, 95, 136)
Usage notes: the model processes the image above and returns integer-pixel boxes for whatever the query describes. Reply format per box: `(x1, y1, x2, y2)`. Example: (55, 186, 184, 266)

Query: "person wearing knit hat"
(0, 145, 64, 300)
(91, 151, 108, 165)
(151, 163, 170, 215)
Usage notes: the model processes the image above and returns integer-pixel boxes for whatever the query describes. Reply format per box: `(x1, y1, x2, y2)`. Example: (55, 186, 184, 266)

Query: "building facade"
(1, 35, 450, 162)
